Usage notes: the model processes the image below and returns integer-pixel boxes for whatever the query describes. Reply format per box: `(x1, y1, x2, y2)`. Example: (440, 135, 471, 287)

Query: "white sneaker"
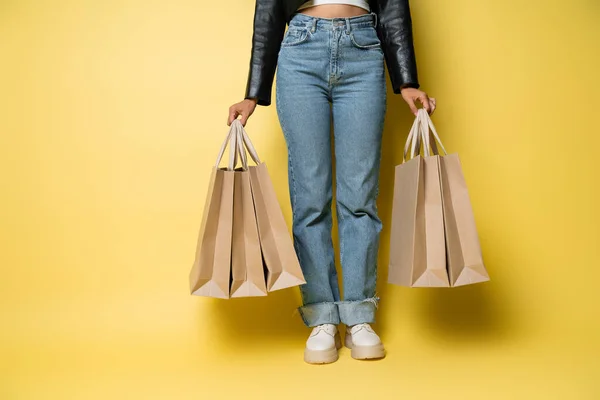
(345, 323, 385, 360)
(304, 324, 342, 364)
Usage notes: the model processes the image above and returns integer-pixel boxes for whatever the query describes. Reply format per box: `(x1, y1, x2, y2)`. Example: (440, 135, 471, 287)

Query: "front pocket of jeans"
(280, 28, 310, 47)
(349, 29, 381, 49)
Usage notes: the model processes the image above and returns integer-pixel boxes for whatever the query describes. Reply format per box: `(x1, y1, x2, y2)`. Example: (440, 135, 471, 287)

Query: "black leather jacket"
(244, 0, 420, 106)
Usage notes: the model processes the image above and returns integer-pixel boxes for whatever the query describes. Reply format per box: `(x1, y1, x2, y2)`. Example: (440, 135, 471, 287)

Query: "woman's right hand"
(228, 98, 258, 126)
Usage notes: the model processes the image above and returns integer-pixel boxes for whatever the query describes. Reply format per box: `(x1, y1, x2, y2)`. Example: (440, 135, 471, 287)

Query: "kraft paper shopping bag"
(440, 155, 490, 286)
(235, 121, 306, 292)
(420, 111, 490, 286)
(230, 124, 268, 297)
(388, 110, 450, 287)
(189, 125, 239, 298)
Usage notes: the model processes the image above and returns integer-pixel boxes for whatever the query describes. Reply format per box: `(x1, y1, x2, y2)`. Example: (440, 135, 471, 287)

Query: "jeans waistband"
(288, 11, 377, 31)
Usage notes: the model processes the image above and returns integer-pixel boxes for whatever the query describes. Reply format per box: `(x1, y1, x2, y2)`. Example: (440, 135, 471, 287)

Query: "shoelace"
(311, 324, 336, 337)
(349, 323, 373, 334)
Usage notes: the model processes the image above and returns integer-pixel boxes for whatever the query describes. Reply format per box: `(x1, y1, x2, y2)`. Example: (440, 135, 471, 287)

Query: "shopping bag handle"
(403, 109, 449, 160)
(417, 110, 432, 158)
(215, 122, 240, 171)
(231, 119, 262, 165)
(417, 109, 448, 156)
(403, 114, 423, 162)
(235, 123, 249, 170)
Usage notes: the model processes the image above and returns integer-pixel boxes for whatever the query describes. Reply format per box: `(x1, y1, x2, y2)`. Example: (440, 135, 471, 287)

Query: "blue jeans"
(275, 12, 387, 327)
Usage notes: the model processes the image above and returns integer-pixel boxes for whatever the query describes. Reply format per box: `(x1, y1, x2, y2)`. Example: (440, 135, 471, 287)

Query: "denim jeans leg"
(331, 22, 387, 327)
(276, 29, 341, 327)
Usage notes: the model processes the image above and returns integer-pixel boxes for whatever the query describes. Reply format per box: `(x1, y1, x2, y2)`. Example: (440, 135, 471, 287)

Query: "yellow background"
(1, 0, 599, 399)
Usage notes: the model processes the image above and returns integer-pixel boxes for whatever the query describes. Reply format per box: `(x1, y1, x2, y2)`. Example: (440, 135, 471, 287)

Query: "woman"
(227, 0, 435, 364)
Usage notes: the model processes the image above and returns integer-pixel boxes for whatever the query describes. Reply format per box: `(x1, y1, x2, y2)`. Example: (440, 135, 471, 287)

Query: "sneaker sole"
(304, 333, 342, 364)
(344, 334, 386, 360)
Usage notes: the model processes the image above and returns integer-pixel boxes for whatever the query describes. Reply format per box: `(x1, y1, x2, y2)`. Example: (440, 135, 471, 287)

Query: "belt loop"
(311, 17, 317, 33)
(372, 12, 378, 27)
(344, 17, 351, 34)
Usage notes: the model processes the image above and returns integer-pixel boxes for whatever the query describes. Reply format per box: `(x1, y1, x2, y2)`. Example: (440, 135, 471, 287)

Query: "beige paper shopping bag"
(189, 126, 239, 298)
(420, 111, 490, 286)
(234, 121, 306, 292)
(388, 110, 450, 287)
(230, 124, 268, 297)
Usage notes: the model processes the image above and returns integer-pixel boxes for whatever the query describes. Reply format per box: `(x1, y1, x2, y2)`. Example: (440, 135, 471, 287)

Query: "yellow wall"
(1, 0, 598, 398)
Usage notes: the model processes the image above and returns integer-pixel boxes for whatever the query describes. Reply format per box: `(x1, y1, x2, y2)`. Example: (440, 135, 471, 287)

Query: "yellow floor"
(1, 1, 598, 399)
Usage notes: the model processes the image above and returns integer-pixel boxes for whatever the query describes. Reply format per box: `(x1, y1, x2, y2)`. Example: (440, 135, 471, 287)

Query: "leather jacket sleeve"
(373, 0, 420, 93)
(244, 0, 286, 106)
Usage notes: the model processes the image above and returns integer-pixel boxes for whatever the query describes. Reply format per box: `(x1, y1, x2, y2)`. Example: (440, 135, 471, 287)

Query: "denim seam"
(280, 28, 312, 48)
(287, 151, 298, 221)
(335, 139, 346, 269)
(327, 30, 333, 93)
(334, 295, 380, 309)
(373, 99, 386, 285)
(298, 300, 338, 307)
(287, 145, 309, 309)
(337, 202, 345, 278)
(348, 32, 381, 50)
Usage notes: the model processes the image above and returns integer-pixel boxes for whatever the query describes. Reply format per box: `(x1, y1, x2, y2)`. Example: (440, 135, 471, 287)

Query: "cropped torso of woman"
(298, 4, 368, 18)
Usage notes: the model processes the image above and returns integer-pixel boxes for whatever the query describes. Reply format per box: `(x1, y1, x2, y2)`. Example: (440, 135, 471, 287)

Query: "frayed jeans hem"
(297, 296, 379, 327)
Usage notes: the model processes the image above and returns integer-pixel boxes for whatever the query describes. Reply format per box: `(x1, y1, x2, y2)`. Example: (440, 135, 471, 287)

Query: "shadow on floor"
(208, 289, 306, 348)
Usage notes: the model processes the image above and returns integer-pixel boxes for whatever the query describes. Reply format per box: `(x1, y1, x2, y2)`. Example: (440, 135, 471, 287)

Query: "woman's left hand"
(400, 87, 436, 116)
